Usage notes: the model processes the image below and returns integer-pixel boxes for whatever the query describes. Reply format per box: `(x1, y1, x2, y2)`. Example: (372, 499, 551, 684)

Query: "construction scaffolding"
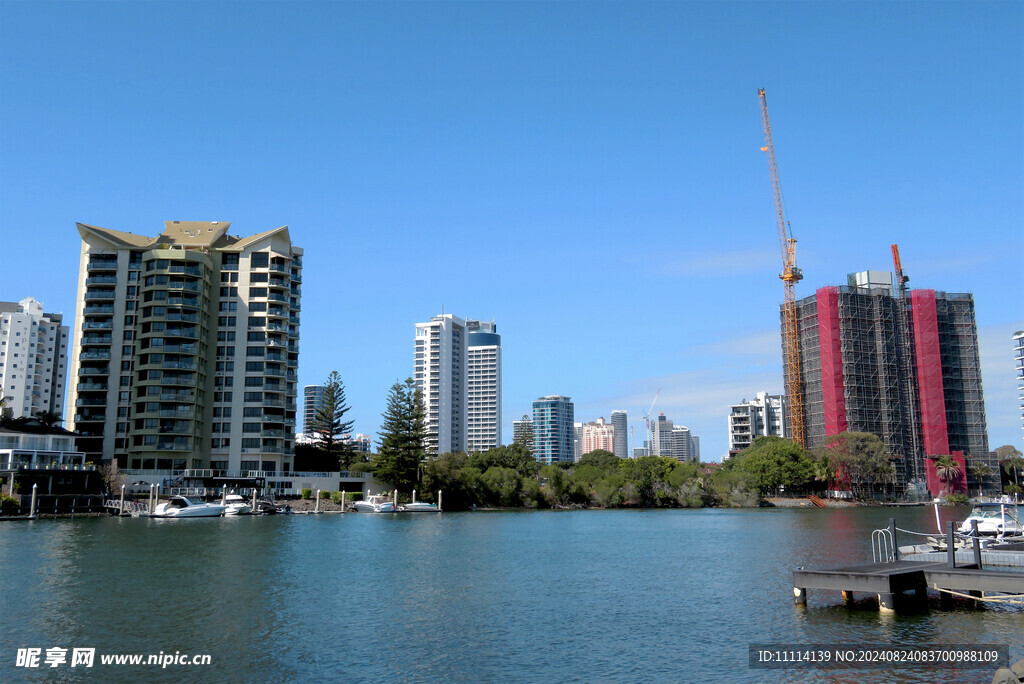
(791, 277, 988, 493)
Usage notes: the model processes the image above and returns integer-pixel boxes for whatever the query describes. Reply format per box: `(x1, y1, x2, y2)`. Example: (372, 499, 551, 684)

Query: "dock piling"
(119, 484, 125, 517)
(29, 483, 38, 518)
(793, 586, 807, 606)
(315, 489, 321, 513)
(970, 520, 983, 570)
(946, 521, 956, 568)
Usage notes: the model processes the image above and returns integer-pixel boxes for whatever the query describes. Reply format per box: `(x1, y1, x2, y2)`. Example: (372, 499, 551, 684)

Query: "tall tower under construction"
(788, 270, 987, 496)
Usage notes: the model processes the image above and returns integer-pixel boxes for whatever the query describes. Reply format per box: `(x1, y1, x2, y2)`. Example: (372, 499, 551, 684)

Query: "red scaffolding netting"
(817, 286, 848, 437)
(911, 289, 950, 457)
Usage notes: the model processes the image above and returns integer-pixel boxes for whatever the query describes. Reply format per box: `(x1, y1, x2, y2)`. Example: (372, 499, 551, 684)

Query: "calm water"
(1, 506, 1020, 683)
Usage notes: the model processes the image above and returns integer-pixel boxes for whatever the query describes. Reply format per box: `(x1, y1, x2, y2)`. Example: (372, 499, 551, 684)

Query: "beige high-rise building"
(67, 221, 302, 475)
(580, 417, 615, 456)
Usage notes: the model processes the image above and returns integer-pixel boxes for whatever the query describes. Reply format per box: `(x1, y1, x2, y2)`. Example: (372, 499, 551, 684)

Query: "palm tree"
(33, 411, 62, 428)
(968, 461, 993, 498)
(1003, 452, 1024, 497)
(932, 455, 961, 496)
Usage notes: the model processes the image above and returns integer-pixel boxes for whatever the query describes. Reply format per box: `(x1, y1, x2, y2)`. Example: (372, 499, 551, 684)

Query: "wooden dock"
(793, 519, 1024, 613)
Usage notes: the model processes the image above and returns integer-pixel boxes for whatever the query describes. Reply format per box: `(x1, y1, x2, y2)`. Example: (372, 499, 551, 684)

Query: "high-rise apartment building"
(512, 414, 533, 451)
(303, 384, 325, 437)
(532, 395, 574, 464)
(610, 410, 628, 459)
(67, 221, 302, 474)
(651, 413, 697, 461)
(414, 314, 466, 454)
(1015, 331, 1024, 442)
(727, 392, 787, 456)
(581, 417, 615, 455)
(466, 320, 501, 452)
(0, 298, 69, 419)
(788, 271, 987, 495)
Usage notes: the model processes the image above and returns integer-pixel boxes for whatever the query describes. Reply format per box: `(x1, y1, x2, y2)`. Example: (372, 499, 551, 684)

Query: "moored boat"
(957, 502, 1022, 537)
(353, 494, 396, 513)
(223, 494, 252, 516)
(152, 496, 226, 518)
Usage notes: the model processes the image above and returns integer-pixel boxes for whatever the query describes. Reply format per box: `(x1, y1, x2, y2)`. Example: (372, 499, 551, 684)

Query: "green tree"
(33, 410, 62, 428)
(931, 455, 962, 496)
(577, 449, 621, 471)
(731, 436, 815, 495)
(0, 396, 12, 424)
(481, 466, 520, 506)
(372, 378, 425, 494)
(996, 445, 1023, 492)
(814, 432, 896, 499)
(308, 371, 356, 469)
(968, 460, 993, 498)
(467, 443, 539, 477)
(618, 456, 680, 507)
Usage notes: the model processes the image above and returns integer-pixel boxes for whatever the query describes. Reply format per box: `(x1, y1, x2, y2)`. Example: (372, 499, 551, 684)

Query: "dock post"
(878, 593, 896, 613)
(793, 586, 807, 606)
(149, 484, 155, 515)
(315, 489, 321, 513)
(412, 489, 416, 504)
(438, 490, 443, 512)
(341, 490, 346, 511)
(888, 518, 899, 561)
(29, 483, 38, 518)
(119, 484, 125, 517)
(946, 521, 957, 568)
(221, 486, 227, 506)
(393, 489, 398, 512)
(970, 520, 983, 570)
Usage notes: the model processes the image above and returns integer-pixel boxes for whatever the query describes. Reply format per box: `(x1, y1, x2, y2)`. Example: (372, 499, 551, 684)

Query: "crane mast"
(758, 88, 805, 447)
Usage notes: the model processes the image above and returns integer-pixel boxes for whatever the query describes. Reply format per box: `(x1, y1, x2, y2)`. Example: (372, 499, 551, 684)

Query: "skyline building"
(512, 414, 533, 451)
(610, 410, 628, 459)
(1015, 331, 1024, 442)
(66, 221, 302, 473)
(651, 413, 698, 461)
(727, 392, 788, 456)
(532, 395, 574, 464)
(414, 313, 466, 454)
(466, 319, 501, 452)
(788, 270, 987, 495)
(581, 417, 615, 455)
(302, 384, 325, 437)
(0, 297, 69, 420)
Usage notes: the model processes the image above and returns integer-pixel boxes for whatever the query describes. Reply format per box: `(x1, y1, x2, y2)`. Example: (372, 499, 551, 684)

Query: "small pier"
(793, 519, 1024, 613)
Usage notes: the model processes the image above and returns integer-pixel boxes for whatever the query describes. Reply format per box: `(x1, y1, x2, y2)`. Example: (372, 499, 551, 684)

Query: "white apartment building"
(414, 314, 466, 454)
(66, 221, 302, 475)
(512, 414, 533, 451)
(0, 298, 69, 419)
(466, 320, 501, 452)
(1015, 331, 1024, 442)
(727, 391, 788, 455)
(303, 384, 325, 437)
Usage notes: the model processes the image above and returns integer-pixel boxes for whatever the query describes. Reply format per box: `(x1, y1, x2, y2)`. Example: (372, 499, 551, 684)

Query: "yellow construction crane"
(758, 88, 805, 447)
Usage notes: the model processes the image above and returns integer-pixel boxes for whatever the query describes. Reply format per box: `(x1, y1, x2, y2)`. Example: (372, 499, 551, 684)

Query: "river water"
(1, 506, 1020, 683)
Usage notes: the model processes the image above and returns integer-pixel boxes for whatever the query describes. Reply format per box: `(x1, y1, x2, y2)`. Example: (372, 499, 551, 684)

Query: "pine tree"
(373, 377, 425, 493)
(308, 371, 355, 469)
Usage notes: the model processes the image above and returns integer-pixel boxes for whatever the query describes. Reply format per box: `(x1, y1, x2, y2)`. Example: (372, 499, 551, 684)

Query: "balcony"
(162, 361, 196, 370)
(74, 413, 106, 423)
(80, 351, 111, 360)
(82, 320, 113, 330)
(85, 275, 118, 285)
(76, 383, 108, 392)
(84, 305, 115, 316)
(79, 366, 110, 376)
(87, 257, 119, 271)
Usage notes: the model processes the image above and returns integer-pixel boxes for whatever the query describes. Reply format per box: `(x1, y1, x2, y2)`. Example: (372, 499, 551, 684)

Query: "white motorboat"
(223, 494, 252, 516)
(403, 502, 440, 512)
(958, 503, 1023, 537)
(152, 496, 227, 518)
(353, 494, 397, 513)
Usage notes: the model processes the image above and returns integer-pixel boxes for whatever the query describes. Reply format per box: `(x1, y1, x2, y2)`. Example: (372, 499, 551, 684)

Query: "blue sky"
(1, 1, 1021, 460)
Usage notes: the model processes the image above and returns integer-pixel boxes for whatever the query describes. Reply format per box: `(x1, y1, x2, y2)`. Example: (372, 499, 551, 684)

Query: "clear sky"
(1, 1, 1021, 460)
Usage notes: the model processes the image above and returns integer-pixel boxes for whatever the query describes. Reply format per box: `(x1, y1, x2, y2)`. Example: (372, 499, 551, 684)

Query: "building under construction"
(788, 270, 988, 496)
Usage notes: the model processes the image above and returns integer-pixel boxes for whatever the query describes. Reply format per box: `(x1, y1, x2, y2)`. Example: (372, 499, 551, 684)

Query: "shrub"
(945, 493, 969, 506)
(320, 490, 331, 499)
(1, 493, 20, 513)
(331, 491, 345, 503)
(301, 488, 312, 500)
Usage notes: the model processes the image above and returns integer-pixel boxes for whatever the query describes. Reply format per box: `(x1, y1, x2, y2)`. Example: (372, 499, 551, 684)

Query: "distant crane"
(758, 88, 806, 448)
(641, 387, 661, 456)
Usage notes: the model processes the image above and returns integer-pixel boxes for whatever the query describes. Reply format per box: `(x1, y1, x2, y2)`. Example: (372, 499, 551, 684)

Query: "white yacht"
(223, 494, 252, 516)
(958, 503, 1022, 537)
(152, 496, 227, 518)
(353, 494, 397, 513)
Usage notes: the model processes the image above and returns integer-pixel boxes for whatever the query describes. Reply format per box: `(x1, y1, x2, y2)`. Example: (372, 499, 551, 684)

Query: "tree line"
(302, 372, 1024, 507)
